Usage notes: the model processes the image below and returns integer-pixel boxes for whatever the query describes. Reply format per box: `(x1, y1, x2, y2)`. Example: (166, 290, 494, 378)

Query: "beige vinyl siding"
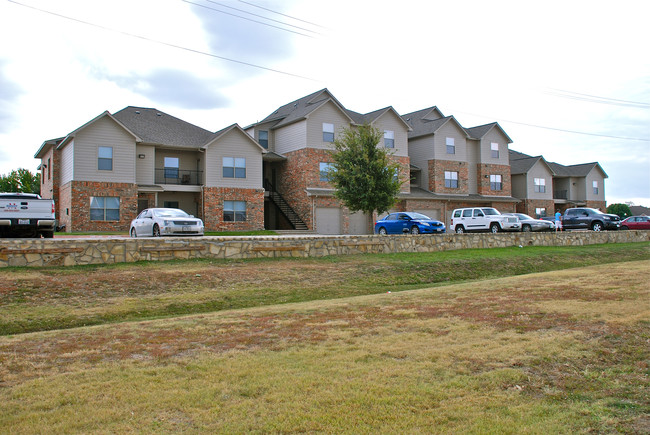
(373, 111, 408, 157)
(204, 129, 263, 189)
(274, 120, 307, 155)
(585, 169, 605, 201)
(466, 139, 479, 195)
(479, 129, 510, 165)
(60, 140, 74, 185)
(434, 122, 467, 161)
(135, 145, 155, 185)
(511, 174, 527, 198)
(527, 161, 554, 199)
(73, 116, 136, 183)
(306, 101, 352, 150)
(407, 136, 433, 190)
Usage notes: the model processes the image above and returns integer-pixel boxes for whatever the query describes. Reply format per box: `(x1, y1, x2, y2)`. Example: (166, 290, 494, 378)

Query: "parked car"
(375, 212, 446, 235)
(450, 207, 520, 233)
(620, 216, 650, 230)
(130, 208, 204, 237)
(503, 213, 555, 232)
(561, 207, 621, 231)
(0, 192, 56, 238)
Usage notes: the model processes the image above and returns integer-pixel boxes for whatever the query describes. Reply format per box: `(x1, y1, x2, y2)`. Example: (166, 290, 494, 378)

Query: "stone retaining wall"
(1, 231, 648, 268)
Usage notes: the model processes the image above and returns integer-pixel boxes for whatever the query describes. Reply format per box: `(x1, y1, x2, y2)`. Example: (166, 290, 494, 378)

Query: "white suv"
(451, 207, 520, 233)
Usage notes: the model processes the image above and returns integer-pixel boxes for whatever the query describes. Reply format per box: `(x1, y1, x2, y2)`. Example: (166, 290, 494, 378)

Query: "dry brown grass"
(1, 260, 648, 433)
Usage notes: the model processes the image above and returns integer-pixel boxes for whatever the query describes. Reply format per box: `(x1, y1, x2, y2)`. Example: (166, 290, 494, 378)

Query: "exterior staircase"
(265, 180, 309, 231)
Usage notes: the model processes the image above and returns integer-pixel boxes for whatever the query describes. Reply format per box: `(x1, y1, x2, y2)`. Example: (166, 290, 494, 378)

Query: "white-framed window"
(535, 207, 547, 217)
(90, 196, 119, 221)
(384, 130, 394, 148)
(164, 157, 179, 179)
(491, 142, 499, 159)
(446, 137, 455, 154)
(98, 146, 113, 171)
(323, 123, 334, 142)
(223, 200, 246, 222)
(593, 180, 599, 194)
(223, 157, 246, 178)
(320, 162, 334, 181)
(534, 177, 546, 193)
(444, 171, 459, 188)
(490, 174, 502, 191)
(258, 130, 268, 149)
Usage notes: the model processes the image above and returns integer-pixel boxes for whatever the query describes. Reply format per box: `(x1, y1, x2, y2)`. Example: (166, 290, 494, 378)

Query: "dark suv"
(562, 208, 621, 231)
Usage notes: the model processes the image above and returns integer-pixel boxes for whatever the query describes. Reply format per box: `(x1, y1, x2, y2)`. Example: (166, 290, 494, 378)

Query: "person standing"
(554, 210, 562, 232)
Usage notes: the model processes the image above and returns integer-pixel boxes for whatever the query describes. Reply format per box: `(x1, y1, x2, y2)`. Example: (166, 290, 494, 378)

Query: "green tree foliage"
(606, 203, 632, 218)
(0, 168, 41, 194)
(328, 125, 402, 217)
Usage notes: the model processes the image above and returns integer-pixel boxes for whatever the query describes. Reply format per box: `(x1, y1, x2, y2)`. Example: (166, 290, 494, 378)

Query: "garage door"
(349, 211, 372, 234)
(415, 209, 441, 220)
(315, 207, 341, 235)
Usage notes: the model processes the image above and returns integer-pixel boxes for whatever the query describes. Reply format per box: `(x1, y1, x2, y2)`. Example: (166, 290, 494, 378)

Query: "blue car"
(375, 212, 446, 235)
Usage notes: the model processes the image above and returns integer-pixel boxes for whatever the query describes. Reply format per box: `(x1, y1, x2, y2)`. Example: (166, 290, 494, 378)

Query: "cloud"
(187, 2, 295, 79)
(0, 60, 23, 133)
(101, 68, 230, 110)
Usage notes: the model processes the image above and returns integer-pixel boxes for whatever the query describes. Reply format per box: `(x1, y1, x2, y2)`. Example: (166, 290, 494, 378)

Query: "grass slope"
(1, 243, 649, 335)
(0, 260, 648, 433)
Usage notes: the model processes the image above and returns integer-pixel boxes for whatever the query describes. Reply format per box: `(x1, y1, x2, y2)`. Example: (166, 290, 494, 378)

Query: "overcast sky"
(1, 0, 648, 206)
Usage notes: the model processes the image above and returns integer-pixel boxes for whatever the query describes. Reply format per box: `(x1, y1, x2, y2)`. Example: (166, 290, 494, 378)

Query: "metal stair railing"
(264, 180, 308, 230)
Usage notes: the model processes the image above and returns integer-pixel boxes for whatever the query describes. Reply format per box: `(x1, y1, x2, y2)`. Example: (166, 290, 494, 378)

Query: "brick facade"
(516, 199, 555, 217)
(476, 163, 512, 197)
(202, 187, 264, 231)
(61, 181, 139, 232)
(429, 160, 469, 194)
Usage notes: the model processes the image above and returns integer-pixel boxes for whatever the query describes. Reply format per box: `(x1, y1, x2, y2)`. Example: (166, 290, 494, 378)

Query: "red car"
(620, 216, 650, 230)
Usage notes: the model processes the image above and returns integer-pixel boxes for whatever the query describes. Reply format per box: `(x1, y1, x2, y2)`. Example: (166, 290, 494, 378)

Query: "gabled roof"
(113, 106, 215, 149)
(34, 137, 65, 158)
(402, 113, 469, 139)
(207, 123, 266, 152)
(345, 106, 412, 130)
(53, 111, 142, 151)
(508, 149, 555, 175)
(402, 106, 445, 124)
(548, 161, 608, 178)
(259, 88, 354, 129)
(465, 122, 513, 143)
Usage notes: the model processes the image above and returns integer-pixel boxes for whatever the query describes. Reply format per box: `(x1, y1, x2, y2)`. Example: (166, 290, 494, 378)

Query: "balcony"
(554, 190, 568, 200)
(155, 169, 202, 185)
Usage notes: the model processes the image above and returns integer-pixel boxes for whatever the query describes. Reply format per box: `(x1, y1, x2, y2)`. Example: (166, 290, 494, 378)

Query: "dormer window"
(384, 130, 394, 148)
(446, 137, 455, 154)
(323, 123, 334, 142)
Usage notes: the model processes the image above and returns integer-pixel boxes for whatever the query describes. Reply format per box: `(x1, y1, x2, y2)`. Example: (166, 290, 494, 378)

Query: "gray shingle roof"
(113, 106, 216, 148)
(259, 89, 350, 129)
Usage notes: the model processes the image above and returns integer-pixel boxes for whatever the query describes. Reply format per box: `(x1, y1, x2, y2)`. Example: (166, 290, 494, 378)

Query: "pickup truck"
(559, 207, 621, 231)
(0, 193, 56, 238)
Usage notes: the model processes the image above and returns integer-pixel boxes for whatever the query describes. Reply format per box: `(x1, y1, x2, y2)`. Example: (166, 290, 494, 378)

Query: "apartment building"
(35, 107, 265, 232)
(509, 150, 608, 216)
(246, 89, 412, 234)
(34, 90, 609, 234)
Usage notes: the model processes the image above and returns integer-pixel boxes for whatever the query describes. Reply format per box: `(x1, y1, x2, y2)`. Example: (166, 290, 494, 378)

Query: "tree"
(606, 203, 632, 219)
(327, 125, 402, 226)
(0, 168, 41, 194)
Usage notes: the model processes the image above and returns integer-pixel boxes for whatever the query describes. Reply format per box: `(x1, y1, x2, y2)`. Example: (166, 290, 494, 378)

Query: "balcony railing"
(554, 190, 568, 200)
(155, 169, 202, 185)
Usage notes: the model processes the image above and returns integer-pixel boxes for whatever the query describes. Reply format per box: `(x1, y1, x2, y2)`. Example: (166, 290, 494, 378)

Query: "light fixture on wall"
(138, 154, 145, 159)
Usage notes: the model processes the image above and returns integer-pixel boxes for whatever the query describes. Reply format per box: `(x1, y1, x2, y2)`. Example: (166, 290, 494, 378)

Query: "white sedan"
(130, 208, 204, 237)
